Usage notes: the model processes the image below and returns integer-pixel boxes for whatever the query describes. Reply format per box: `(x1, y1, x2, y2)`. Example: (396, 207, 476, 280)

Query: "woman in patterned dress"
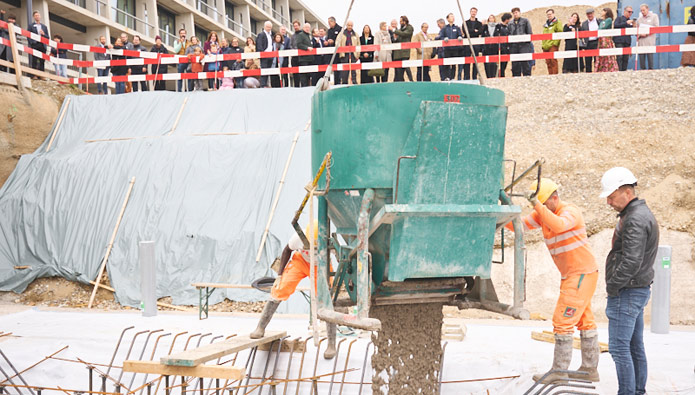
(595, 8, 619, 72)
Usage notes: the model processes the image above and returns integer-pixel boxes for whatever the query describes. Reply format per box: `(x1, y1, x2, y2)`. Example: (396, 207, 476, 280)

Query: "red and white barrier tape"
(59, 42, 695, 84)
(2, 19, 695, 67)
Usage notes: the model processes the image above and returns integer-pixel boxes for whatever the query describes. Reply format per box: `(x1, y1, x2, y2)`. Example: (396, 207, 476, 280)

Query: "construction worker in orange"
(507, 178, 600, 384)
(250, 221, 337, 359)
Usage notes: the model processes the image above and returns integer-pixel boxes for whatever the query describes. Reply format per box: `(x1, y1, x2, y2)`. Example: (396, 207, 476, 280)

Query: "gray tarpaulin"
(0, 88, 316, 308)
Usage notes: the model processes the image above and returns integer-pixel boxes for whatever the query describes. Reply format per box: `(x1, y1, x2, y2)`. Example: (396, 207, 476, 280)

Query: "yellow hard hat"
(529, 178, 558, 204)
(304, 220, 319, 243)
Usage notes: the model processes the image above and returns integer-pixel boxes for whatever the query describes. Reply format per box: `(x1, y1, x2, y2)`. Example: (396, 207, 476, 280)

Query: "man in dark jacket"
(436, 14, 462, 81)
(325, 17, 341, 47)
(294, 23, 314, 87)
(613, 6, 635, 71)
(256, 21, 274, 87)
(130, 35, 149, 92)
(0, 10, 17, 73)
(509, 7, 532, 77)
(28, 11, 49, 75)
(391, 15, 413, 82)
(600, 167, 658, 395)
(580, 9, 601, 72)
(461, 7, 483, 80)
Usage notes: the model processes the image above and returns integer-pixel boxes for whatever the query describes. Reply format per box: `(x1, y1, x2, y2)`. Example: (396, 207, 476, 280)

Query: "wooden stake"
(167, 96, 188, 136)
(88, 281, 187, 311)
(45, 97, 71, 152)
(88, 176, 136, 309)
(7, 23, 24, 92)
(254, 128, 303, 263)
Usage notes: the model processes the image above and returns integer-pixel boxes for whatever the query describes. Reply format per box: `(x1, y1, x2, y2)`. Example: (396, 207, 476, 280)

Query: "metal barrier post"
(651, 245, 671, 334)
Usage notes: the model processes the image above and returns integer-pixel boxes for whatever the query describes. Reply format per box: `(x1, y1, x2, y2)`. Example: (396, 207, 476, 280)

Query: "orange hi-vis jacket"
(511, 200, 598, 279)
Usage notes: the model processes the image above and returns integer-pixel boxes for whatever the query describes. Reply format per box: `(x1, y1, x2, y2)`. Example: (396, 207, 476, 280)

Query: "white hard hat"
(599, 167, 638, 198)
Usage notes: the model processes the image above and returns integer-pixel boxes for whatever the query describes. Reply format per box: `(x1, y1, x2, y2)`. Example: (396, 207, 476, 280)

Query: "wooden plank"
(167, 96, 188, 136)
(88, 176, 136, 308)
(531, 331, 609, 353)
(161, 331, 286, 367)
(258, 338, 305, 352)
(123, 360, 244, 380)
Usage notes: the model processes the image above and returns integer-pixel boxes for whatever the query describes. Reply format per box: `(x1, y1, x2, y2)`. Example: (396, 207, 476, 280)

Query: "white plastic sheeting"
(0, 88, 315, 307)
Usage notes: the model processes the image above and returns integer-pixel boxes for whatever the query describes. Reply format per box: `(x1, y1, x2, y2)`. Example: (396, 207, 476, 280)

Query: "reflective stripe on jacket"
(519, 201, 598, 278)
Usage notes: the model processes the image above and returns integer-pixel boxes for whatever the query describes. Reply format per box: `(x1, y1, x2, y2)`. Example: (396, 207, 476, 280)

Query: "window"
(225, 2, 235, 23)
(158, 6, 176, 46)
(113, 0, 136, 29)
(195, 25, 209, 45)
(250, 18, 258, 35)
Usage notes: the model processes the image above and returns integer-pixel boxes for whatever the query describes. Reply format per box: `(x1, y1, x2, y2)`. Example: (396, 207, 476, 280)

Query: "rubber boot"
(532, 333, 573, 383)
(323, 323, 337, 359)
(250, 300, 280, 339)
(568, 329, 600, 382)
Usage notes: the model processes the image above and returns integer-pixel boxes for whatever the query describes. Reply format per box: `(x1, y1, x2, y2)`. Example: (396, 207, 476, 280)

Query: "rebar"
(128, 329, 163, 390)
(356, 342, 372, 395)
(309, 338, 327, 395)
(0, 349, 36, 395)
(106, 327, 135, 380)
(337, 339, 357, 395)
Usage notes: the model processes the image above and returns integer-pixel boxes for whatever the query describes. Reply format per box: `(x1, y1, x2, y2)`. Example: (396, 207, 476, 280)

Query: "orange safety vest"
(515, 201, 597, 278)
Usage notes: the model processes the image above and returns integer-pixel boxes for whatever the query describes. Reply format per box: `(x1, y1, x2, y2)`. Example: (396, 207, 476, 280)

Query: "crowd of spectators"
(1, 5, 695, 93)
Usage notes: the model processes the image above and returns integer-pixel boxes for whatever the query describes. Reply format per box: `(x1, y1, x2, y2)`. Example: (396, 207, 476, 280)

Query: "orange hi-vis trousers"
(271, 252, 312, 301)
(553, 271, 599, 334)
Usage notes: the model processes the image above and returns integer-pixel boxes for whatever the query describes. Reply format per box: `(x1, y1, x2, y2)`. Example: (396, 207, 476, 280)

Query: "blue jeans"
(177, 63, 188, 91)
(97, 68, 109, 94)
(606, 287, 651, 395)
(115, 81, 125, 94)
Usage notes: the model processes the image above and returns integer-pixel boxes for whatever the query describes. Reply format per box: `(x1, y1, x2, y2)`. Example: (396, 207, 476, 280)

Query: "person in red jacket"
(507, 178, 600, 383)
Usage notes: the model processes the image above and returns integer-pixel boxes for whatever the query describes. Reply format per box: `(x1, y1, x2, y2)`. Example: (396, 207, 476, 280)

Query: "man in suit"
(311, 28, 325, 85)
(580, 8, 601, 72)
(613, 6, 635, 71)
(28, 11, 49, 75)
(94, 35, 111, 94)
(256, 21, 274, 87)
(0, 10, 18, 73)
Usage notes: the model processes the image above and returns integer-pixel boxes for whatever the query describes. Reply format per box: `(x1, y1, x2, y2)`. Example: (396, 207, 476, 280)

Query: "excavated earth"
(370, 303, 444, 395)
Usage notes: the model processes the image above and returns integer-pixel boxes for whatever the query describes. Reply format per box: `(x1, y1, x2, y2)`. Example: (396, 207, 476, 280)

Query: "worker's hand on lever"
(525, 192, 540, 207)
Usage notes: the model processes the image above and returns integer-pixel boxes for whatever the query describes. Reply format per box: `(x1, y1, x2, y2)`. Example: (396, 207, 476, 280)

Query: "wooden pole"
(88, 176, 136, 309)
(7, 23, 24, 92)
(45, 97, 71, 152)
(254, 127, 304, 263)
(167, 96, 188, 136)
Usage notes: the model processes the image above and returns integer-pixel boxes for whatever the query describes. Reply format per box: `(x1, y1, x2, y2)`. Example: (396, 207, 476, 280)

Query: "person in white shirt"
(580, 8, 601, 72)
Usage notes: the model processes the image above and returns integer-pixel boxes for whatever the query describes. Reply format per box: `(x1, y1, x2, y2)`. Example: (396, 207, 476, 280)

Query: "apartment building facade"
(0, 0, 327, 56)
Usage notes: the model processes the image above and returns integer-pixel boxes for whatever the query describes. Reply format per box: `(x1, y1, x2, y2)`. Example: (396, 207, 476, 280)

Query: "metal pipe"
(504, 160, 543, 193)
(140, 333, 172, 395)
(453, 299, 529, 320)
(357, 188, 375, 319)
(499, 190, 527, 310)
(395, 156, 417, 204)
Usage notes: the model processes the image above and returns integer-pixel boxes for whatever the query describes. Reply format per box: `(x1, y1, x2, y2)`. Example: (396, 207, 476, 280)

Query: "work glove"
(525, 192, 540, 207)
(270, 257, 283, 274)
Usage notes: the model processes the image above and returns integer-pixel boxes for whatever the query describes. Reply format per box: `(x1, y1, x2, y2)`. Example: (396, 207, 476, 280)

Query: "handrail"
(226, 17, 249, 37)
(197, 0, 224, 22)
(111, 6, 156, 32)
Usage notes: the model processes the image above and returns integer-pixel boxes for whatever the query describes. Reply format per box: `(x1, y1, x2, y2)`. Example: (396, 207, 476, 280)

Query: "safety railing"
(272, 9, 288, 27)
(251, 0, 271, 14)
(226, 17, 250, 37)
(158, 28, 178, 47)
(60, 0, 109, 18)
(196, 0, 224, 23)
(111, 7, 156, 36)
